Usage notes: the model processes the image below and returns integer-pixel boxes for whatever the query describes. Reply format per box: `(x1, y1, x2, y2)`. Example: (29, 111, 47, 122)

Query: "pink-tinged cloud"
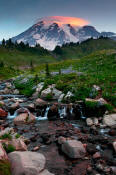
(38, 16, 89, 27)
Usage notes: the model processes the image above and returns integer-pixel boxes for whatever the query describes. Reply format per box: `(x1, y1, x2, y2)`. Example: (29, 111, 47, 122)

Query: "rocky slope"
(0, 78, 116, 175)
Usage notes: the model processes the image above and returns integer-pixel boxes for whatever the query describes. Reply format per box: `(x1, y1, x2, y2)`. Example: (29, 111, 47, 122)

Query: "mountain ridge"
(12, 16, 116, 50)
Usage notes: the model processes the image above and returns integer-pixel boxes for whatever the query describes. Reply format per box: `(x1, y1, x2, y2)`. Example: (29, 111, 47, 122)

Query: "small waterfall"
(7, 107, 30, 120)
(79, 105, 86, 119)
(70, 107, 73, 114)
(58, 106, 67, 118)
(7, 111, 17, 119)
(36, 106, 50, 121)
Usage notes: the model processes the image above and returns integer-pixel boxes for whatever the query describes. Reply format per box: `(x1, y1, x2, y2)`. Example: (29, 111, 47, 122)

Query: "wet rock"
(35, 98, 47, 107)
(93, 152, 101, 159)
(27, 103, 35, 111)
(14, 113, 35, 125)
(8, 151, 47, 175)
(113, 141, 116, 152)
(61, 140, 86, 159)
(48, 104, 59, 120)
(0, 143, 8, 160)
(86, 118, 93, 126)
(58, 136, 67, 144)
(10, 102, 20, 111)
(86, 143, 97, 155)
(0, 108, 8, 118)
(103, 114, 116, 127)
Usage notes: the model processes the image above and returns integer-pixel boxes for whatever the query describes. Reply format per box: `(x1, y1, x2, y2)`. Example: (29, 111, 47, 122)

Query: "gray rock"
(103, 114, 116, 127)
(8, 151, 46, 175)
(86, 118, 93, 126)
(62, 140, 86, 158)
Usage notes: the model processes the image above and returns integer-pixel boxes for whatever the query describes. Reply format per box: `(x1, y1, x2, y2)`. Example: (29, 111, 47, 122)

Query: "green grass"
(34, 50, 116, 107)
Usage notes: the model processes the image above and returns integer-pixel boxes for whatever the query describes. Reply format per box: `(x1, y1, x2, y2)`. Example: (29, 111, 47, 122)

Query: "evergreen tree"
(30, 60, 34, 71)
(45, 63, 50, 77)
(2, 39, 5, 47)
(0, 61, 4, 67)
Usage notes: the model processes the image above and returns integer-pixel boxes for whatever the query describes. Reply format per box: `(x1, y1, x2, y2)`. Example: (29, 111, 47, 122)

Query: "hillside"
(14, 50, 116, 107)
(53, 37, 116, 59)
(0, 45, 55, 68)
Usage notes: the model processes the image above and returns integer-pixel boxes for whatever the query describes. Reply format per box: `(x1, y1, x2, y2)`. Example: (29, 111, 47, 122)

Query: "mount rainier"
(12, 16, 116, 50)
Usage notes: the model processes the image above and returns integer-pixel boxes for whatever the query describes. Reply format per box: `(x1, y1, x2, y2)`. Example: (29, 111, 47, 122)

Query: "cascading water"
(36, 106, 50, 121)
(78, 105, 86, 119)
(58, 106, 67, 118)
(7, 107, 30, 119)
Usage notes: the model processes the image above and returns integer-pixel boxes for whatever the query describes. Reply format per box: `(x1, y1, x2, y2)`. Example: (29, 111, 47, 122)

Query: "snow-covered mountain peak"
(12, 16, 116, 50)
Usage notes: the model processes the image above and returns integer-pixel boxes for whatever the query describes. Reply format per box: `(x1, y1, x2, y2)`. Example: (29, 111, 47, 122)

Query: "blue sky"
(0, 0, 116, 40)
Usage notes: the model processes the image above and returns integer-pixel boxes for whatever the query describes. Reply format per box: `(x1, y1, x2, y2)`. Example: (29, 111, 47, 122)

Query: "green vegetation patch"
(0, 160, 12, 175)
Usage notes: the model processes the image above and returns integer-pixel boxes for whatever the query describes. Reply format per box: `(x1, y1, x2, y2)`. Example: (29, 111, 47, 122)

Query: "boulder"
(5, 82, 12, 88)
(86, 118, 93, 126)
(86, 118, 99, 126)
(8, 151, 46, 175)
(113, 141, 116, 152)
(41, 88, 51, 99)
(41, 85, 62, 100)
(10, 102, 20, 110)
(58, 136, 67, 145)
(64, 91, 74, 101)
(61, 140, 86, 158)
(39, 169, 54, 175)
(47, 104, 59, 120)
(93, 117, 99, 125)
(103, 114, 116, 127)
(85, 98, 107, 106)
(13, 89, 19, 95)
(58, 93, 65, 102)
(35, 98, 47, 107)
(0, 108, 8, 118)
(0, 127, 14, 137)
(9, 139, 27, 151)
(0, 143, 8, 160)
(36, 82, 44, 93)
(14, 113, 35, 125)
(0, 101, 5, 106)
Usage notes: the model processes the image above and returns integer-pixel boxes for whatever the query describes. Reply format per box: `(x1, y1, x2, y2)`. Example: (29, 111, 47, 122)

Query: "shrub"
(15, 133, 21, 139)
(0, 133, 12, 140)
(2, 143, 15, 153)
(45, 93, 53, 100)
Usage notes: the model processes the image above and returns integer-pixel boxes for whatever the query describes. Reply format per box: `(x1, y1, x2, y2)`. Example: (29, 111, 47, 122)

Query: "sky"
(0, 0, 116, 40)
